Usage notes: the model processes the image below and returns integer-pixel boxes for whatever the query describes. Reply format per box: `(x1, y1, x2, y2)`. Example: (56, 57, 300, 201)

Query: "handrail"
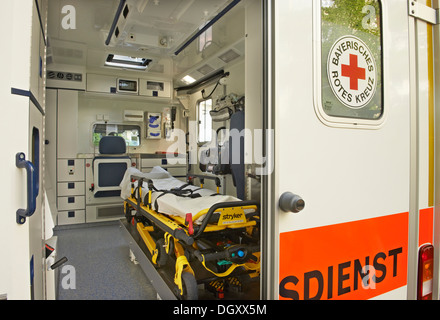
(16, 153, 37, 225)
(174, 0, 242, 56)
(105, 0, 127, 46)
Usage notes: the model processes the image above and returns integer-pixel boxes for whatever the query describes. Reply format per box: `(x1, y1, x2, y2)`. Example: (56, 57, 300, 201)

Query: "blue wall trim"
(11, 88, 45, 116)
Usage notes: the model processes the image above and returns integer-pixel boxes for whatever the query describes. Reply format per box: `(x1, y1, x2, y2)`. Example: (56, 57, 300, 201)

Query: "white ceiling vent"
(197, 64, 216, 76)
(52, 47, 84, 60)
(176, 38, 244, 86)
(218, 49, 241, 63)
(49, 40, 87, 66)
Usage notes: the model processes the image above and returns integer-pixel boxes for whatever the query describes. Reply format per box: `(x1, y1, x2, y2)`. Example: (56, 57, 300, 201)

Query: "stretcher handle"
(194, 245, 260, 262)
(193, 200, 260, 238)
(16, 153, 37, 225)
(130, 175, 154, 187)
(173, 228, 194, 246)
(130, 176, 154, 206)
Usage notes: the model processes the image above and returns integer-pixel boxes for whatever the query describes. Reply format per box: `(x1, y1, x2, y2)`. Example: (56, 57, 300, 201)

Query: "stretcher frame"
(124, 173, 260, 300)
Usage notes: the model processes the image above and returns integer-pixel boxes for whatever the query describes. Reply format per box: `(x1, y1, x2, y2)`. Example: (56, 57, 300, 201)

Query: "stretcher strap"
(151, 183, 203, 212)
(174, 256, 195, 295)
(164, 233, 173, 254)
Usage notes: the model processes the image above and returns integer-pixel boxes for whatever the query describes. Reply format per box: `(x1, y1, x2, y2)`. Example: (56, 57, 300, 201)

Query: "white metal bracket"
(409, 0, 439, 25)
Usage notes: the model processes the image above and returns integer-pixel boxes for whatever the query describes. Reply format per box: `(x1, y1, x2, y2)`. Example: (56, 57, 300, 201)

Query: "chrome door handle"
(279, 192, 305, 213)
(16, 153, 37, 224)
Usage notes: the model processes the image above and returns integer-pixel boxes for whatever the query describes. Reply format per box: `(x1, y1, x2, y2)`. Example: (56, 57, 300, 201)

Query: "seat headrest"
(99, 136, 126, 154)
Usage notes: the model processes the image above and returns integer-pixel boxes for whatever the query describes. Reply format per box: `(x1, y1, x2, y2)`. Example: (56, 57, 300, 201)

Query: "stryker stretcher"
(120, 167, 260, 300)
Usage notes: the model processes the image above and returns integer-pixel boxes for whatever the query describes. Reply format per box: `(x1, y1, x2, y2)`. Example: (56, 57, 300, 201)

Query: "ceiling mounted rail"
(105, 0, 127, 46)
(175, 70, 229, 95)
(174, 0, 241, 56)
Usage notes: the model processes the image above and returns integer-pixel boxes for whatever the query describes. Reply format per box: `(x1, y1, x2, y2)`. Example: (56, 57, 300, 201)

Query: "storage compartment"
(86, 73, 117, 93)
(86, 204, 124, 223)
(57, 159, 85, 182)
(57, 196, 86, 211)
(166, 166, 187, 177)
(139, 79, 171, 98)
(57, 182, 85, 197)
(140, 158, 164, 168)
(57, 210, 86, 225)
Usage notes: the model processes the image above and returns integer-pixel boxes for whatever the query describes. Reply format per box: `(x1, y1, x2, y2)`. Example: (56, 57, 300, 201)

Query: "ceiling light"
(182, 75, 196, 84)
(105, 54, 152, 70)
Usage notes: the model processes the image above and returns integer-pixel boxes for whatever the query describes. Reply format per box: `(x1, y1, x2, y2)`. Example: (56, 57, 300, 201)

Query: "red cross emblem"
(341, 54, 366, 91)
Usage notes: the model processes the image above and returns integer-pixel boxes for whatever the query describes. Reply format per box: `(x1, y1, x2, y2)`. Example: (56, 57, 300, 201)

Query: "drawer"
(141, 158, 164, 168)
(57, 196, 85, 211)
(166, 166, 187, 177)
(57, 159, 85, 182)
(58, 182, 85, 197)
(57, 210, 86, 225)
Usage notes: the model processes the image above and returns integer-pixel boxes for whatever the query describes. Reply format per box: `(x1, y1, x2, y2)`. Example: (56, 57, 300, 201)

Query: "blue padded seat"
(99, 136, 127, 154)
(93, 136, 130, 198)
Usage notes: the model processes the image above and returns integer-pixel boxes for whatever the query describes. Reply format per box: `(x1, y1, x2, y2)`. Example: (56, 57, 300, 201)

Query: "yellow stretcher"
(124, 173, 260, 300)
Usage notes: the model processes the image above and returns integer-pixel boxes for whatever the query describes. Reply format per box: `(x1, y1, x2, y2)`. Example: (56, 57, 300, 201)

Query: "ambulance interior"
(45, 0, 264, 300)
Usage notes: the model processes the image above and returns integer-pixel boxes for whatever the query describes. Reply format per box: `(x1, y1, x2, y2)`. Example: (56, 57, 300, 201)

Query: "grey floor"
(54, 221, 157, 300)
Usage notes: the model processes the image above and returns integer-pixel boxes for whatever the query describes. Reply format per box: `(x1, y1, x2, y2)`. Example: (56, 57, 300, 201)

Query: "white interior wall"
(187, 60, 245, 197)
(77, 93, 185, 155)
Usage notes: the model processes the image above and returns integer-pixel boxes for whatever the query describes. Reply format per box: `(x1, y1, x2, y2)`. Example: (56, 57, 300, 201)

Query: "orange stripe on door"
(279, 212, 408, 300)
(419, 207, 433, 246)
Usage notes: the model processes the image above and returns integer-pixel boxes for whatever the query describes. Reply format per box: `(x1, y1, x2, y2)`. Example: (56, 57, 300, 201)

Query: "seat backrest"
(229, 110, 245, 200)
(99, 136, 126, 154)
(93, 136, 130, 198)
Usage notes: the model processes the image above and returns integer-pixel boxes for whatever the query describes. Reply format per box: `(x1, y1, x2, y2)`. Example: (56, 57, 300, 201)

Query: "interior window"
(198, 23, 213, 52)
(320, 0, 383, 120)
(93, 123, 141, 147)
(198, 99, 213, 144)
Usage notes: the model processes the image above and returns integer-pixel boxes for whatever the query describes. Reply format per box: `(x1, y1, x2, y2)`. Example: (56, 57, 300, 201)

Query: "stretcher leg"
(173, 240, 197, 299)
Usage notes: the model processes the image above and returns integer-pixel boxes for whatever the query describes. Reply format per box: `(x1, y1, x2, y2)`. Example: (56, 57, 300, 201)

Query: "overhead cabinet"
(139, 79, 171, 98)
(86, 73, 171, 98)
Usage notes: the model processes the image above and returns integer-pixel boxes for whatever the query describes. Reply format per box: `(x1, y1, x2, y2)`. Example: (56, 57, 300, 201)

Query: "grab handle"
(16, 153, 37, 225)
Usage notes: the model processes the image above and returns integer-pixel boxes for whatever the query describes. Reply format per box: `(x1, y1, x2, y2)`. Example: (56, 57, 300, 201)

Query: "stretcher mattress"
(120, 167, 239, 224)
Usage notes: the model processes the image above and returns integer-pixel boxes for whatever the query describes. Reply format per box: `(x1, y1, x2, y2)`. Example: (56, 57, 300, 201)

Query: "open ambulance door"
(0, 0, 47, 300)
(263, 0, 440, 300)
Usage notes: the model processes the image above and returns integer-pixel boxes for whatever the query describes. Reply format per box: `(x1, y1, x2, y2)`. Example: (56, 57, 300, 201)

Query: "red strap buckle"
(185, 213, 194, 235)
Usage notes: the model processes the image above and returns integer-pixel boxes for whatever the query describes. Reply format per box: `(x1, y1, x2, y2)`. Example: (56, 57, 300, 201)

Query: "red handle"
(185, 213, 194, 235)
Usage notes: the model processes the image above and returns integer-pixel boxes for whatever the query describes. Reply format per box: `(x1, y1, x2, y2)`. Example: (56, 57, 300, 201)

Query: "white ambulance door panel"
(0, 0, 46, 300)
(273, 0, 411, 300)
(0, 1, 32, 300)
(0, 98, 32, 300)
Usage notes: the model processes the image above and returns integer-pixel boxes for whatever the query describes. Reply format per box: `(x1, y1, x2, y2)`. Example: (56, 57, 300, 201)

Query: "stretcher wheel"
(155, 238, 168, 267)
(124, 202, 132, 223)
(180, 272, 198, 300)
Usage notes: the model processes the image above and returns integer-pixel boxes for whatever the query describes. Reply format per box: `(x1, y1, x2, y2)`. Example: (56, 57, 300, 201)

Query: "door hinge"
(409, 0, 439, 25)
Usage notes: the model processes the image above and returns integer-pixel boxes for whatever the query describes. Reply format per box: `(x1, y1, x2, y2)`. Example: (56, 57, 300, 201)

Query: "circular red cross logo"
(327, 36, 377, 109)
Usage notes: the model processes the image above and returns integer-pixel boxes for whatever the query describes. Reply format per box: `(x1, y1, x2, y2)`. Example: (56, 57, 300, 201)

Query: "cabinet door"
(57, 90, 78, 158)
